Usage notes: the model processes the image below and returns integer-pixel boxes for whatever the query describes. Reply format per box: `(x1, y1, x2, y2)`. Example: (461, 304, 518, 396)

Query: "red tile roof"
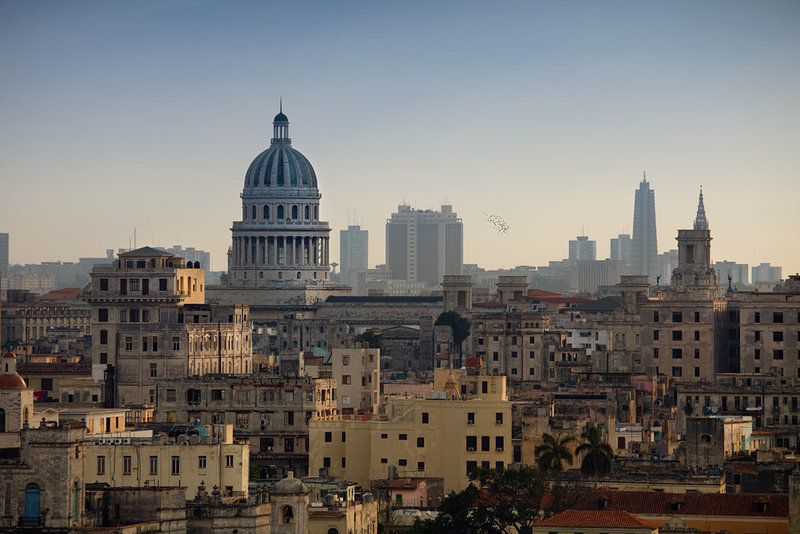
(536, 510, 655, 529)
(583, 490, 788, 518)
(39, 288, 83, 300)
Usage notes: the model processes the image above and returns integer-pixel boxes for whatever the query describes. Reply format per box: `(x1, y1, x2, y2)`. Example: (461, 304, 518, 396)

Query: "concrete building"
(83, 246, 253, 406)
(631, 174, 658, 282)
(330, 347, 380, 414)
(714, 260, 749, 286)
(568, 234, 596, 263)
(385, 204, 463, 287)
(164, 245, 211, 270)
(685, 415, 752, 468)
(570, 259, 629, 294)
(310, 374, 511, 493)
(752, 262, 783, 284)
(0, 232, 8, 293)
(339, 225, 368, 287)
(1, 288, 91, 344)
(610, 233, 633, 264)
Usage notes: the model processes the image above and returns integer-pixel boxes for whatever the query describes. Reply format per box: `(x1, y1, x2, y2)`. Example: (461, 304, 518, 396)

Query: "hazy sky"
(1, 1, 798, 274)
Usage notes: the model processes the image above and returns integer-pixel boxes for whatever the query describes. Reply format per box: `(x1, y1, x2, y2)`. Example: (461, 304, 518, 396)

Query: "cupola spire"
(272, 101, 290, 145)
(694, 186, 708, 230)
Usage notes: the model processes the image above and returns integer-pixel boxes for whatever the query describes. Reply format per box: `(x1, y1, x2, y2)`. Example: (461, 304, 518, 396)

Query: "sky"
(1, 1, 798, 274)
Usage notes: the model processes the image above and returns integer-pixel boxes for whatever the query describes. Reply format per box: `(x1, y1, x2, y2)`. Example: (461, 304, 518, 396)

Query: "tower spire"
(694, 186, 708, 230)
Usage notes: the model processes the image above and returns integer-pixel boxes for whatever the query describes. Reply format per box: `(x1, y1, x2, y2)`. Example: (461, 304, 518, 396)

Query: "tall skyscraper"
(631, 174, 658, 282)
(568, 235, 596, 262)
(610, 234, 632, 264)
(340, 225, 368, 284)
(386, 204, 463, 287)
(752, 263, 782, 284)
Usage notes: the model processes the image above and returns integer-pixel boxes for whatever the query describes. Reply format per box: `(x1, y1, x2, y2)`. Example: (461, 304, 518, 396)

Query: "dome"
(244, 146, 318, 191)
(273, 111, 288, 122)
(0, 352, 27, 389)
(272, 472, 308, 495)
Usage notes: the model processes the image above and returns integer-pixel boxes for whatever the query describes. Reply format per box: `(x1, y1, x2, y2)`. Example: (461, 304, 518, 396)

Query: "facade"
(0, 233, 8, 293)
(339, 225, 369, 287)
(226, 109, 332, 286)
(610, 233, 633, 264)
(330, 347, 380, 414)
(715, 260, 749, 286)
(309, 375, 512, 493)
(385, 204, 463, 287)
(1, 290, 91, 344)
(164, 245, 211, 270)
(631, 175, 658, 282)
(568, 234, 596, 263)
(752, 262, 783, 284)
(83, 246, 253, 406)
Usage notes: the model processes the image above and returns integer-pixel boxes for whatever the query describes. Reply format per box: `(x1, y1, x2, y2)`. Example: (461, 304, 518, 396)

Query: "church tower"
(670, 188, 719, 298)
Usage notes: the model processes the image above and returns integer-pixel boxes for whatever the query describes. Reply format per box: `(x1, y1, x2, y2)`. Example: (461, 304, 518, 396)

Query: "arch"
(314, 205, 319, 220)
(281, 505, 294, 524)
(328, 529, 340, 534)
(0, 408, 5, 432)
(305, 205, 310, 220)
(72, 481, 79, 523)
(297, 272, 301, 279)
(291, 205, 298, 219)
(23, 407, 29, 428)
(251, 205, 257, 219)
(278, 205, 285, 219)
(24, 483, 41, 525)
(263, 205, 270, 220)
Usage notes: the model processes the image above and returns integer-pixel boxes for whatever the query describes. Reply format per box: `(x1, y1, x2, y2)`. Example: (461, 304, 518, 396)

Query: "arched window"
(0, 408, 4, 432)
(328, 529, 340, 534)
(297, 272, 301, 279)
(278, 272, 283, 280)
(251, 205, 257, 219)
(243, 206, 247, 220)
(23, 407, 29, 427)
(282, 505, 294, 524)
(24, 483, 41, 525)
(72, 481, 79, 523)
(291, 205, 298, 219)
(305, 206, 310, 220)
(278, 206, 285, 219)
(263, 205, 270, 219)
(314, 205, 319, 220)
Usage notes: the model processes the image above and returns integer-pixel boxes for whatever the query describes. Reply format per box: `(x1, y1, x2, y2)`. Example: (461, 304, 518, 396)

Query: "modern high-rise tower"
(386, 204, 463, 287)
(339, 225, 368, 285)
(631, 174, 658, 282)
(568, 235, 596, 263)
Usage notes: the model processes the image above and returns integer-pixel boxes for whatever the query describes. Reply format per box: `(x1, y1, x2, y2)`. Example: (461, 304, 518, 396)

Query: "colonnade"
(231, 234, 329, 268)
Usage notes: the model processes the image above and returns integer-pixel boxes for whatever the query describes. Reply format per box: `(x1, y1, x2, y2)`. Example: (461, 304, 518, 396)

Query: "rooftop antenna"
(134, 228, 137, 249)
(280, 97, 282, 113)
(643, 170, 646, 180)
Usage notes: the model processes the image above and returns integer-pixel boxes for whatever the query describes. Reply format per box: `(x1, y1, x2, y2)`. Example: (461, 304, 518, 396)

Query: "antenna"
(280, 97, 283, 113)
(134, 228, 137, 249)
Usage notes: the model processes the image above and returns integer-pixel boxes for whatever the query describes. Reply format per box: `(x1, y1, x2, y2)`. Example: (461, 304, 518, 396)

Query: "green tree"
(434, 311, 471, 352)
(575, 425, 614, 477)
(355, 329, 381, 348)
(1, 338, 20, 353)
(406, 485, 478, 534)
(534, 433, 575, 473)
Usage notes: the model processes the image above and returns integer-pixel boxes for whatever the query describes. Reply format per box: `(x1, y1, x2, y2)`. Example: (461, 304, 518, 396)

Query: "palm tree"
(575, 425, 614, 477)
(534, 433, 574, 473)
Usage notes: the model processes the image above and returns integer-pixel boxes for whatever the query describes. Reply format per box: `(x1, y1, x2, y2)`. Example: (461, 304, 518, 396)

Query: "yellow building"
(310, 374, 511, 493)
(84, 424, 249, 498)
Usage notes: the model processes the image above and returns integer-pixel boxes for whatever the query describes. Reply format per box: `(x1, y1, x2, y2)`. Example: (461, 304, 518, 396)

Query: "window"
(496, 413, 503, 424)
(672, 312, 682, 323)
(755, 312, 761, 323)
(466, 461, 477, 475)
(755, 331, 762, 341)
(774, 331, 784, 342)
(417, 437, 424, 447)
(417, 462, 425, 472)
(422, 412, 429, 424)
(342, 355, 349, 366)
(694, 349, 700, 360)
(211, 389, 224, 401)
(166, 389, 176, 402)
(653, 330, 659, 341)
(323, 457, 331, 468)
(125, 337, 133, 351)
(482, 435, 490, 451)
(672, 367, 682, 377)
(100, 330, 108, 344)
(672, 348, 682, 359)
(694, 311, 700, 322)
(199, 456, 207, 469)
(694, 367, 700, 377)
(467, 412, 475, 424)
(466, 436, 477, 451)
(342, 375, 351, 385)
(774, 350, 784, 360)
(142, 337, 148, 351)
(398, 458, 407, 466)
(129, 309, 139, 322)
(774, 312, 784, 323)
(653, 311, 660, 322)
(380, 458, 387, 463)
(100, 278, 109, 291)
(653, 348, 659, 359)
(100, 352, 108, 364)
(672, 330, 682, 341)
(284, 411, 294, 426)
(341, 457, 346, 468)
(123, 455, 132, 475)
(97, 456, 106, 475)
(172, 337, 180, 350)
(226, 455, 234, 467)
(398, 433, 408, 441)
(381, 433, 388, 439)
(755, 349, 761, 360)
(159, 278, 168, 291)
(149, 456, 158, 475)
(511, 351, 518, 359)
(325, 432, 332, 442)
(171, 456, 180, 475)
(493, 352, 499, 361)
(495, 436, 504, 451)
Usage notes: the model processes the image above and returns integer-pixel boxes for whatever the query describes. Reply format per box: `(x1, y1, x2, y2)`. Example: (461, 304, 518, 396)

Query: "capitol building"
(209, 108, 350, 307)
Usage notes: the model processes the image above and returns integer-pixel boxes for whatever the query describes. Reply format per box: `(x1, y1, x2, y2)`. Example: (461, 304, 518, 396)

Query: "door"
(24, 483, 41, 525)
(142, 279, 149, 295)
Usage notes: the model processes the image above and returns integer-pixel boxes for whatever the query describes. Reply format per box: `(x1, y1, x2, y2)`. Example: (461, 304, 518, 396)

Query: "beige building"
(330, 346, 379, 413)
(83, 246, 253, 406)
(84, 423, 249, 499)
(310, 374, 511, 493)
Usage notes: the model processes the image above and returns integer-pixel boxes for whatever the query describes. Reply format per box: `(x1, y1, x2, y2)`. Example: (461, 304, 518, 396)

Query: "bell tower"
(671, 188, 719, 298)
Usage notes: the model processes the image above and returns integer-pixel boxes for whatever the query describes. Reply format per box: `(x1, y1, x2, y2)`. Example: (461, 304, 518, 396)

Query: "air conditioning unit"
(496, 448, 503, 452)
(467, 447, 475, 451)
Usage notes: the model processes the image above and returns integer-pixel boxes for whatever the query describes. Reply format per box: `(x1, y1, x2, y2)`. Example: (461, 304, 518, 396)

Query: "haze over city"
(1, 1, 798, 273)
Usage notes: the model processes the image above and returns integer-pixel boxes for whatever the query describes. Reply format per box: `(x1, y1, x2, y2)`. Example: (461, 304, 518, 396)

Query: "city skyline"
(1, 1, 798, 274)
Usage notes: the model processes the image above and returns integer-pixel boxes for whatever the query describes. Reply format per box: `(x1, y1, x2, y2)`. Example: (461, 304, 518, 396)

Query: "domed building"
(212, 107, 350, 306)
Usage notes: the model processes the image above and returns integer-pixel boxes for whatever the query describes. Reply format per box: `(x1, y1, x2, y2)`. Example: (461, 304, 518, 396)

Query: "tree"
(406, 485, 478, 534)
(434, 311, 471, 352)
(575, 425, 614, 477)
(355, 329, 381, 349)
(534, 433, 575, 473)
